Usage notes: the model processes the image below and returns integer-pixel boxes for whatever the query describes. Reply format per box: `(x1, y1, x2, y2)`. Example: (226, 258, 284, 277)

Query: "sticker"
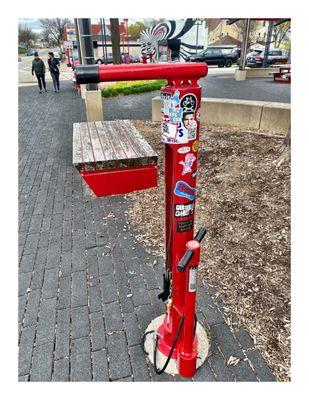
(178, 146, 190, 154)
(161, 92, 172, 115)
(181, 94, 198, 141)
(196, 108, 201, 122)
(174, 202, 195, 218)
(169, 107, 182, 123)
(192, 140, 199, 153)
(188, 266, 198, 292)
(179, 153, 196, 175)
(177, 218, 194, 232)
(171, 90, 180, 107)
(174, 181, 196, 201)
(191, 170, 197, 179)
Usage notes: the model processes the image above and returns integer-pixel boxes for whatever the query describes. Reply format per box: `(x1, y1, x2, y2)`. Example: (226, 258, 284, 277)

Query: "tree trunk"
(110, 19, 122, 64)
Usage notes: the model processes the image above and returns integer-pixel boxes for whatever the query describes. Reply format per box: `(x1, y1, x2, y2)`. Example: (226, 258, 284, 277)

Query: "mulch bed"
(125, 121, 290, 381)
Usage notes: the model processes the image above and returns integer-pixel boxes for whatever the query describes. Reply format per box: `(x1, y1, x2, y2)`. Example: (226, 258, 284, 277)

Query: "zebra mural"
(140, 19, 208, 61)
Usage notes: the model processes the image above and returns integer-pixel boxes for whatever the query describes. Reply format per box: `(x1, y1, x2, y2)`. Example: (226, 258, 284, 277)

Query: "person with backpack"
(48, 52, 60, 92)
(31, 51, 47, 93)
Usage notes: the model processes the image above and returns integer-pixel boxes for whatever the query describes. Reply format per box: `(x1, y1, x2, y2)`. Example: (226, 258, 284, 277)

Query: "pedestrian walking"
(31, 51, 47, 93)
(48, 52, 60, 92)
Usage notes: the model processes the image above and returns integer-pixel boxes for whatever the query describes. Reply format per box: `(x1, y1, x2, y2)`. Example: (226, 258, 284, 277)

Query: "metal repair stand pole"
(75, 63, 209, 378)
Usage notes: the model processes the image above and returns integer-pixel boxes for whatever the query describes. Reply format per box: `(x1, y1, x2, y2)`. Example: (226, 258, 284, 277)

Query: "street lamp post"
(195, 19, 203, 54)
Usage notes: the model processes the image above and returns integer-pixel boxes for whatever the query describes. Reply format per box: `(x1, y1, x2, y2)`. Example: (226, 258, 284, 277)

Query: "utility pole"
(77, 18, 97, 90)
(262, 21, 274, 68)
(100, 18, 105, 63)
(239, 18, 250, 71)
(110, 18, 122, 64)
(195, 19, 203, 54)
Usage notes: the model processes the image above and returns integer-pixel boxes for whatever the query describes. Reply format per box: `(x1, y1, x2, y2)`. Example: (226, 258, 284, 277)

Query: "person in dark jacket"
(31, 51, 47, 93)
(48, 52, 60, 92)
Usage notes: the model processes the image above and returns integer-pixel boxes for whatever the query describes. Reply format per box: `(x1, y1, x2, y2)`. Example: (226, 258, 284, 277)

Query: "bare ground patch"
(125, 121, 290, 381)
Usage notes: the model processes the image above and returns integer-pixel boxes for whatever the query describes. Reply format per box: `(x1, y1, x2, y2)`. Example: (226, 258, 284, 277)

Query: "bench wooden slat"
(104, 122, 128, 165)
(113, 121, 139, 160)
(122, 120, 157, 159)
(87, 122, 106, 169)
(95, 121, 118, 166)
(73, 124, 83, 171)
(79, 122, 95, 171)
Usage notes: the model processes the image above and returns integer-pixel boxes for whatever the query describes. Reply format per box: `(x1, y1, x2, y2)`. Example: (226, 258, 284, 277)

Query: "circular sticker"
(192, 140, 199, 153)
(178, 146, 190, 154)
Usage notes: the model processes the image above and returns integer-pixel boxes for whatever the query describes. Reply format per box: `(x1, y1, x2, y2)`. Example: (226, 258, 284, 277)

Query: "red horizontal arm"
(75, 63, 208, 84)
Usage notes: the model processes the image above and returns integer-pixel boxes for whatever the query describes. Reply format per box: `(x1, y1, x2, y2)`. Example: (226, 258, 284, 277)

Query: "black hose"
(154, 314, 185, 375)
(142, 330, 154, 355)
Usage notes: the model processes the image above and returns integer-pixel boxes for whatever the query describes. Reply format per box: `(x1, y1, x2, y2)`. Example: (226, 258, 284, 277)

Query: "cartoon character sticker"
(179, 153, 196, 175)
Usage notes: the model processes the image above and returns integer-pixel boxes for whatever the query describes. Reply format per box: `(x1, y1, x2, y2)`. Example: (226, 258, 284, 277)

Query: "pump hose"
(153, 314, 185, 375)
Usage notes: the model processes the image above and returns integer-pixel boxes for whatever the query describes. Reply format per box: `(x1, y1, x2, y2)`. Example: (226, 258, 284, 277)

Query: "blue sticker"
(174, 181, 196, 201)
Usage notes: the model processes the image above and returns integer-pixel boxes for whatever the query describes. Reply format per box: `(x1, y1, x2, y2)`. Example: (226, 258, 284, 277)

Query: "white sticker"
(188, 267, 197, 292)
(178, 146, 190, 154)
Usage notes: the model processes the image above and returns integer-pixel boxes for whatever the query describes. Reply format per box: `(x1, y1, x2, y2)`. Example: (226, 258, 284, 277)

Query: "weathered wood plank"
(73, 120, 157, 172)
(87, 122, 106, 170)
(79, 122, 95, 171)
(72, 123, 83, 171)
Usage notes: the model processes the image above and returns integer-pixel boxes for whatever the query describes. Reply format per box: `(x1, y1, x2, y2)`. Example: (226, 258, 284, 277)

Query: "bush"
(101, 79, 166, 98)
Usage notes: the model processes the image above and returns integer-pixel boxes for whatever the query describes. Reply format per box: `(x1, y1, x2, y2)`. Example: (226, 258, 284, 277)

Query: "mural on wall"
(140, 19, 208, 61)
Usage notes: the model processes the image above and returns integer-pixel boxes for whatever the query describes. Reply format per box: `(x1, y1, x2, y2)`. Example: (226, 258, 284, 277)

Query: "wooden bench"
(273, 65, 291, 83)
(73, 120, 157, 196)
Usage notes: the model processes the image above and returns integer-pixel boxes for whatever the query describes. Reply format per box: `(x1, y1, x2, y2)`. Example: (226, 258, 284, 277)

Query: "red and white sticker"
(188, 267, 197, 292)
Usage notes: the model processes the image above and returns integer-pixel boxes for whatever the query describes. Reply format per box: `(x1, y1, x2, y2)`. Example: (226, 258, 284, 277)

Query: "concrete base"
(234, 69, 247, 81)
(144, 314, 210, 376)
(84, 90, 103, 122)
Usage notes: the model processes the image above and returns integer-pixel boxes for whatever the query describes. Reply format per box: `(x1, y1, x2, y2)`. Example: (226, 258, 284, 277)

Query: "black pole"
(78, 18, 97, 90)
(102, 18, 108, 64)
(100, 18, 105, 63)
(74, 18, 82, 64)
(262, 21, 274, 68)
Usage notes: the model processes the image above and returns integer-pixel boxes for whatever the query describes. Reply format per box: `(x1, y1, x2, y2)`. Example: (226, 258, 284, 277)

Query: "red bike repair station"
(76, 62, 210, 378)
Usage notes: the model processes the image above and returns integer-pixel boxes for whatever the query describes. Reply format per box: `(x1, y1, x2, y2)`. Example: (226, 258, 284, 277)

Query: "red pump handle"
(75, 62, 208, 84)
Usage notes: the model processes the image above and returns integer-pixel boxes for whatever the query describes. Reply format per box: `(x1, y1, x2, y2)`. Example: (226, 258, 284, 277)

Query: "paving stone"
(57, 275, 71, 310)
(135, 304, 156, 333)
(98, 253, 114, 276)
(246, 349, 276, 381)
(104, 301, 123, 333)
(87, 253, 100, 287)
(18, 375, 29, 382)
(55, 308, 70, 360)
(60, 251, 71, 277)
(31, 247, 47, 289)
(70, 337, 92, 381)
(45, 242, 61, 270)
(18, 325, 36, 376)
(202, 304, 225, 326)
(117, 284, 135, 314)
(208, 353, 234, 381)
(193, 361, 217, 381)
(23, 233, 40, 255)
(36, 297, 57, 345)
(89, 311, 106, 351)
(42, 267, 59, 299)
(19, 253, 36, 274)
(71, 306, 90, 339)
(18, 272, 32, 296)
(107, 331, 132, 381)
(129, 345, 151, 381)
(52, 357, 70, 382)
(30, 341, 54, 381)
(211, 323, 244, 361)
(23, 289, 41, 327)
(233, 326, 255, 350)
(100, 274, 118, 304)
(18, 294, 27, 324)
(92, 349, 109, 382)
(129, 275, 151, 307)
(89, 284, 102, 313)
(232, 359, 258, 382)
(123, 312, 141, 347)
(71, 270, 88, 308)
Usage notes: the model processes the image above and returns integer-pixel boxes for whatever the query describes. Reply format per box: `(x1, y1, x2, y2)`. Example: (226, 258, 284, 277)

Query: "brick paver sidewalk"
(18, 82, 276, 382)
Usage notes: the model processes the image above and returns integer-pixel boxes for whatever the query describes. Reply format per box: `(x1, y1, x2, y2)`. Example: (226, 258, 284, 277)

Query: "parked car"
(96, 53, 114, 64)
(129, 54, 140, 63)
(246, 49, 289, 67)
(26, 49, 36, 56)
(186, 45, 239, 67)
(237, 50, 263, 66)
